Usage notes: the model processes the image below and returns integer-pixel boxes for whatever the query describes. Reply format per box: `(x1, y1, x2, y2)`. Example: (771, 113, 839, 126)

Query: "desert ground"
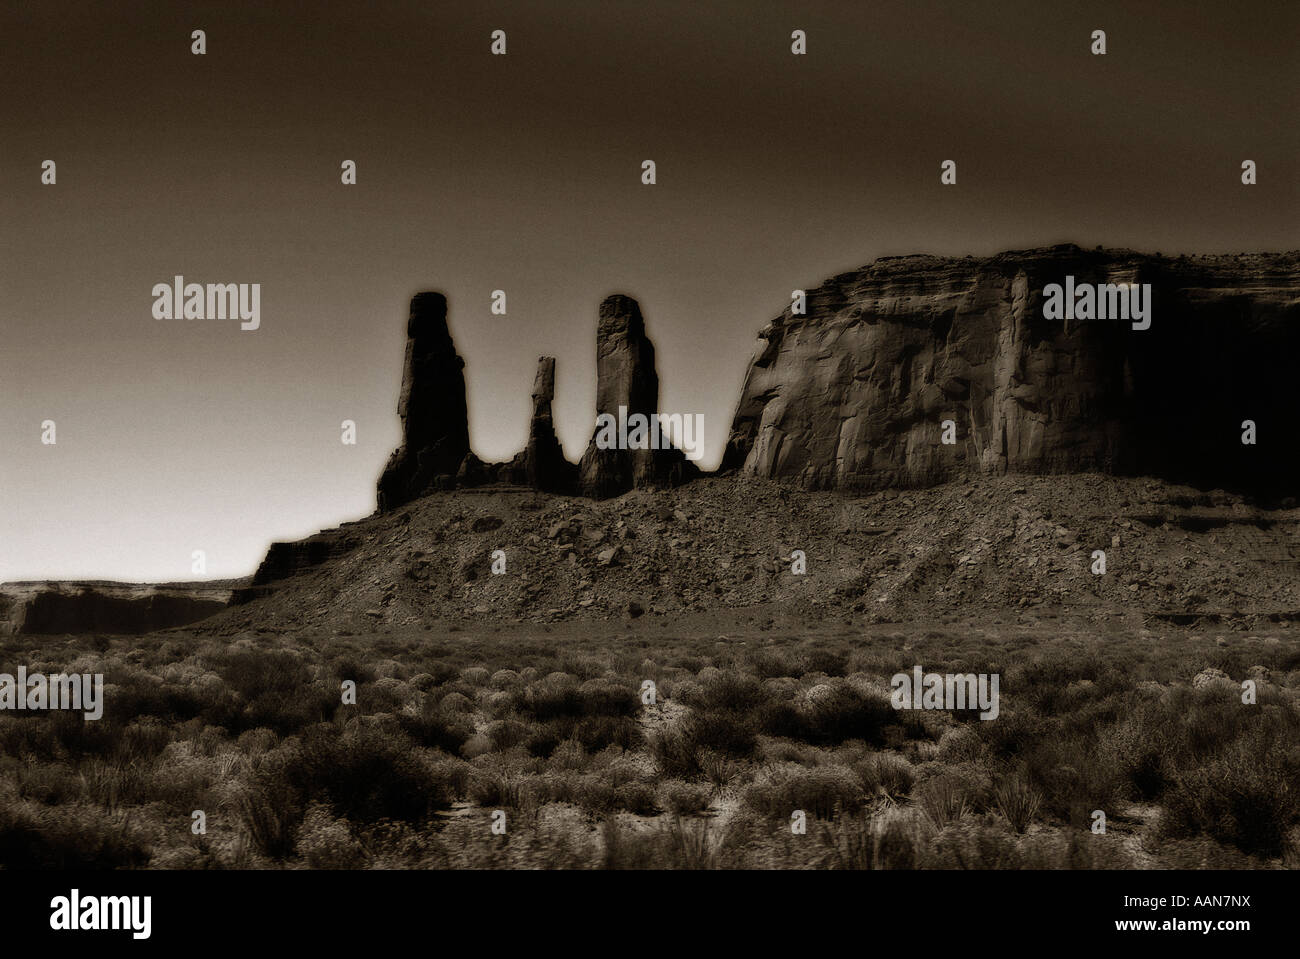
(3, 476, 1297, 870)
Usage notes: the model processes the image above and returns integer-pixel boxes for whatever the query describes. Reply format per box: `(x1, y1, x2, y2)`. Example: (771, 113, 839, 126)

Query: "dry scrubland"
(2, 623, 1299, 870)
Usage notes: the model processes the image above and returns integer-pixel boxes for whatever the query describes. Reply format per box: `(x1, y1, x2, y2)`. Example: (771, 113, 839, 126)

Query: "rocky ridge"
(209, 473, 1300, 635)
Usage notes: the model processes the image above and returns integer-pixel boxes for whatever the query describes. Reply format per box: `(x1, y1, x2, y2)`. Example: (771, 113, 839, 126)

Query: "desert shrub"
(486, 719, 531, 751)
(924, 821, 1026, 869)
(993, 771, 1042, 833)
(662, 816, 721, 869)
(255, 725, 454, 840)
(327, 655, 373, 685)
(697, 749, 739, 792)
(461, 666, 491, 686)
(117, 719, 172, 761)
(820, 808, 921, 869)
(977, 709, 1045, 759)
(665, 782, 711, 815)
(572, 776, 620, 815)
(0, 803, 150, 869)
(936, 725, 984, 763)
(1158, 732, 1300, 857)
(396, 704, 472, 753)
(801, 648, 849, 677)
(914, 773, 970, 828)
(599, 818, 658, 869)
(760, 685, 894, 746)
(80, 757, 161, 810)
(598, 815, 723, 869)
(363, 678, 409, 713)
(436, 691, 474, 714)
(1098, 715, 1169, 801)
(15, 762, 84, 805)
(543, 738, 588, 772)
(681, 709, 759, 757)
(519, 682, 639, 721)
(426, 755, 473, 798)
(209, 649, 309, 702)
(1020, 733, 1123, 824)
(572, 715, 642, 753)
(0, 712, 121, 762)
(295, 803, 368, 869)
(252, 686, 340, 735)
(235, 727, 279, 754)
(804, 686, 895, 745)
(649, 708, 760, 779)
(853, 753, 916, 802)
(648, 728, 702, 779)
(523, 722, 567, 759)
(692, 671, 770, 712)
(746, 648, 802, 679)
(489, 669, 522, 690)
(104, 676, 212, 724)
(744, 765, 864, 821)
(617, 782, 660, 816)
(469, 773, 525, 809)
(236, 768, 304, 859)
(416, 660, 461, 686)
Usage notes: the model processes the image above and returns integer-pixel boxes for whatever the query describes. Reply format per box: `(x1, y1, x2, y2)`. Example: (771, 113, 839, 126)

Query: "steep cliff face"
(724, 245, 1300, 496)
(376, 293, 471, 511)
(578, 295, 698, 498)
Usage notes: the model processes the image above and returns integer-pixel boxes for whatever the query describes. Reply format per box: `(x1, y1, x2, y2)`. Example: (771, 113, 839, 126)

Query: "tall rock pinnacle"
(578, 295, 659, 497)
(578, 294, 697, 497)
(515, 356, 577, 492)
(376, 292, 470, 511)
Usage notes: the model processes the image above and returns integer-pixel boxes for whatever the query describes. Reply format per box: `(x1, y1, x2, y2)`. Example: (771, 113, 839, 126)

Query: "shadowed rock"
(578, 295, 696, 497)
(1, 583, 232, 634)
(512, 356, 577, 492)
(723, 245, 1300, 497)
(376, 293, 470, 511)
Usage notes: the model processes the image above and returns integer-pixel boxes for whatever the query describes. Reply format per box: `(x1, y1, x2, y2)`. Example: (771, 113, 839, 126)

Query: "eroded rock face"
(579, 295, 659, 497)
(579, 295, 697, 497)
(724, 245, 1300, 496)
(515, 356, 577, 493)
(376, 293, 470, 511)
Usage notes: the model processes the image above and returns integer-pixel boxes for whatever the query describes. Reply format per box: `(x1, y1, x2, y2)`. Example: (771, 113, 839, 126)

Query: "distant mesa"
(0, 582, 234, 636)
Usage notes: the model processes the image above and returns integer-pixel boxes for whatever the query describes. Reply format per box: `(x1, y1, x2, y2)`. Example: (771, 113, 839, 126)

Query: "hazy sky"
(2, 0, 1296, 582)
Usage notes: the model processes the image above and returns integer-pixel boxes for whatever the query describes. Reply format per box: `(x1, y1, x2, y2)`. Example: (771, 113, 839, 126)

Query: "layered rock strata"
(724, 245, 1299, 496)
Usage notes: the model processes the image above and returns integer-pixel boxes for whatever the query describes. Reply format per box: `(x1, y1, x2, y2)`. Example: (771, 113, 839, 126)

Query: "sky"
(1, 0, 1296, 582)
